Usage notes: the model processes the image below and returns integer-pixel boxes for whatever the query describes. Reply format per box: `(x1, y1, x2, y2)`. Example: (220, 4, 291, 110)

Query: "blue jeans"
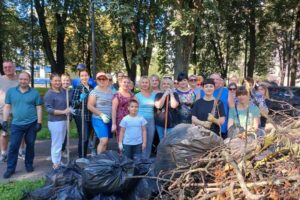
(123, 144, 142, 160)
(7, 121, 37, 173)
(143, 118, 155, 158)
(74, 115, 92, 158)
(156, 125, 173, 142)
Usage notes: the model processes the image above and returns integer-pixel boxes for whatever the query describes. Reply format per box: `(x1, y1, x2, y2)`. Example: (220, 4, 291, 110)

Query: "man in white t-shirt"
(0, 61, 19, 162)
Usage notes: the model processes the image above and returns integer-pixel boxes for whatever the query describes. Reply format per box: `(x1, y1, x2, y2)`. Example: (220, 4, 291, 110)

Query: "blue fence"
(34, 78, 50, 86)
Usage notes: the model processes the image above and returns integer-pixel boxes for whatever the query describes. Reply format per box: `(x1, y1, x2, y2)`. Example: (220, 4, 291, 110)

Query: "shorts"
(92, 117, 112, 139)
(0, 118, 11, 136)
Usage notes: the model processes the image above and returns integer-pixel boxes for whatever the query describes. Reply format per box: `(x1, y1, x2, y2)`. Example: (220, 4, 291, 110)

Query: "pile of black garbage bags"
(22, 124, 222, 200)
(22, 150, 158, 200)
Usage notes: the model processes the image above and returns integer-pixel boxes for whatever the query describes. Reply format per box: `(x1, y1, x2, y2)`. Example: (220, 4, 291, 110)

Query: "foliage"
(0, 179, 45, 200)
(0, 0, 299, 83)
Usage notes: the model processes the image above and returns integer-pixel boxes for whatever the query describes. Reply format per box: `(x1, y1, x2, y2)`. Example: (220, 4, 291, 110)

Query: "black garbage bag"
(155, 123, 223, 173)
(56, 184, 85, 200)
(134, 158, 153, 175)
(22, 185, 56, 200)
(82, 150, 137, 197)
(46, 164, 82, 187)
(124, 166, 158, 200)
(91, 194, 123, 200)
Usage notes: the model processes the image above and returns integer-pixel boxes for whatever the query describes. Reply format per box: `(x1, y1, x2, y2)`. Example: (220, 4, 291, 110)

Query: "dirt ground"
(0, 138, 118, 183)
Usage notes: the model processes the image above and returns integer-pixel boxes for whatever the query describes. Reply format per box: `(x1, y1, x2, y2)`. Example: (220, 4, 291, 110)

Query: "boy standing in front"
(118, 99, 147, 160)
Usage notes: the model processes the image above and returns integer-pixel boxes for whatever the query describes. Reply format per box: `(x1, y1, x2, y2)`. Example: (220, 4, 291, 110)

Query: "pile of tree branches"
(153, 101, 300, 199)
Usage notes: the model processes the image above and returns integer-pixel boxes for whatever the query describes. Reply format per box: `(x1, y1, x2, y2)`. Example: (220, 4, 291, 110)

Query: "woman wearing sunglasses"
(188, 75, 202, 100)
(87, 72, 113, 154)
(228, 82, 238, 108)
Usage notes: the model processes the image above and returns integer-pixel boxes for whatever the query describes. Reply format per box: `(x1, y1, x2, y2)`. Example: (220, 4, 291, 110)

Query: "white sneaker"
(46, 156, 51, 161)
(0, 154, 7, 163)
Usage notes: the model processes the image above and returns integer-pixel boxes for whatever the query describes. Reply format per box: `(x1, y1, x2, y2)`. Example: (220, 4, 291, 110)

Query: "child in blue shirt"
(119, 99, 147, 160)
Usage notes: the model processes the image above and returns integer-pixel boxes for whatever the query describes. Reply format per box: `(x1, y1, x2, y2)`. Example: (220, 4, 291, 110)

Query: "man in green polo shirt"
(2, 72, 42, 179)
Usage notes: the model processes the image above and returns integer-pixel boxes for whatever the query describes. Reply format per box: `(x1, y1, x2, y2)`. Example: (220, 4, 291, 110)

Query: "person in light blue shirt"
(119, 99, 147, 160)
(135, 76, 156, 158)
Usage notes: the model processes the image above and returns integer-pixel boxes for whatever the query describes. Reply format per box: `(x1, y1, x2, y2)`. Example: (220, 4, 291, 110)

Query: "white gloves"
(99, 113, 110, 123)
(69, 107, 76, 115)
(118, 143, 123, 151)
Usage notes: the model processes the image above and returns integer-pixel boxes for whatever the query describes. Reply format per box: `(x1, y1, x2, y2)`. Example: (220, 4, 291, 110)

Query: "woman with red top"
(111, 76, 134, 143)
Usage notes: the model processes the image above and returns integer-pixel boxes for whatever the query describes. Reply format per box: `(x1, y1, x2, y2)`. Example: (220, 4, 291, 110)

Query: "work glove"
(1, 121, 8, 132)
(208, 113, 219, 125)
(163, 90, 170, 97)
(199, 120, 211, 129)
(35, 123, 42, 132)
(69, 107, 76, 115)
(99, 113, 110, 123)
(79, 93, 88, 102)
(202, 121, 212, 129)
(118, 143, 123, 152)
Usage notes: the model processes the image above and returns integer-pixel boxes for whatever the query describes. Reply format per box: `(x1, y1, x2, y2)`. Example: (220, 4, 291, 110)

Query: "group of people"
(0, 61, 270, 179)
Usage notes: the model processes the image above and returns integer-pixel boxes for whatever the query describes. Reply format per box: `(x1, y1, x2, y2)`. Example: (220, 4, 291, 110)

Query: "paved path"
(0, 138, 118, 183)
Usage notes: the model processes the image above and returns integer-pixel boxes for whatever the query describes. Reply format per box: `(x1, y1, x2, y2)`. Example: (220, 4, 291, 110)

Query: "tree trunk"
(287, 30, 293, 86)
(55, 13, 66, 74)
(0, 2, 3, 75)
(0, 41, 3, 75)
(34, 0, 57, 72)
(174, 34, 194, 78)
(173, 7, 195, 78)
(290, 3, 300, 86)
(121, 25, 137, 82)
(247, 2, 256, 78)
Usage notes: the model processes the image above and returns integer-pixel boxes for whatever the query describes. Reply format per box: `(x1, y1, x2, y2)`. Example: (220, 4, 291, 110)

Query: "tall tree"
(290, 2, 300, 86)
(34, 0, 73, 74)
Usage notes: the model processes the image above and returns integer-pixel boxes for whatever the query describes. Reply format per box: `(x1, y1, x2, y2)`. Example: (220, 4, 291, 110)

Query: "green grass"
(36, 87, 48, 96)
(37, 108, 78, 140)
(0, 179, 45, 200)
(35, 87, 78, 140)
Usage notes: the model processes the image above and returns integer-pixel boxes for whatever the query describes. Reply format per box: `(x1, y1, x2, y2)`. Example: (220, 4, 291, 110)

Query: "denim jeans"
(7, 121, 37, 173)
(74, 115, 92, 158)
(143, 118, 155, 158)
(156, 125, 173, 142)
(123, 144, 142, 160)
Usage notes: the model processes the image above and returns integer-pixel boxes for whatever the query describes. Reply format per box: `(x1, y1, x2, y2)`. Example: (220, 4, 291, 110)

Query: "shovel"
(76, 87, 90, 167)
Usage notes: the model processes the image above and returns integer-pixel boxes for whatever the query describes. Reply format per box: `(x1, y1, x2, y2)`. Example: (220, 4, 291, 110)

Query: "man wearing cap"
(72, 63, 96, 89)
(0, 61, 19, 163)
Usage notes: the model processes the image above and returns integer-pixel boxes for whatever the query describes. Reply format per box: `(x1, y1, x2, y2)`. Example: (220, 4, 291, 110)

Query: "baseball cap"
(96, 72, 108, 79)
(77, 63, 86, 70)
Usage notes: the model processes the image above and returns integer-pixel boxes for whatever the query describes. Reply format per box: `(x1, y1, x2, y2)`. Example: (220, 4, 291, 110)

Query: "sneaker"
(18, 152, 25, 160)
(3, 171, 14, 179)
(46, 156, 52, 161)
(0, 154, 7, 163)
(26, 166, 34, 173)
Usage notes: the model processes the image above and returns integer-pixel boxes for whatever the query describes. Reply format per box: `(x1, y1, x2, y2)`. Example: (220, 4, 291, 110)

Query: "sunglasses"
(229, 88, 237, 91)
(189, 79, 197, 82)
(97, 78, 107, 81)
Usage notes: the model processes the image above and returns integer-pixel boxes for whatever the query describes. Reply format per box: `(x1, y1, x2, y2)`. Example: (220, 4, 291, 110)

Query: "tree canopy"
(0, 0, 299, 85)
